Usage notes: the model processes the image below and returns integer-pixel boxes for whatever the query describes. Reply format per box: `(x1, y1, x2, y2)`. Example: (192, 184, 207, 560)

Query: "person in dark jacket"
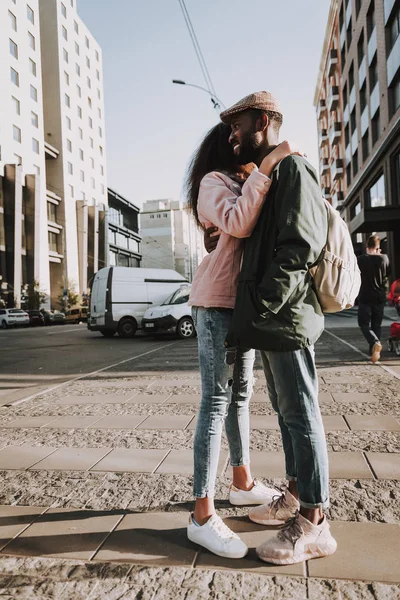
(357, 235, 391, 363)
(219, 91, 337, 566)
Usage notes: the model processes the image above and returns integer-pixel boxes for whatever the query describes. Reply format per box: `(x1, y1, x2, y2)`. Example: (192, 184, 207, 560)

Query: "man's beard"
(235, 131, 263, 165)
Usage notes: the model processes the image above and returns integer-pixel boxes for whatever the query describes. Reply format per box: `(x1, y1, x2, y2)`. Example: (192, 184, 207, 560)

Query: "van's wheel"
(100, 329, 116, 338)
(118, 317, 137, 338)
(176, 317, 196, 339)
(1, 320, 7, 329)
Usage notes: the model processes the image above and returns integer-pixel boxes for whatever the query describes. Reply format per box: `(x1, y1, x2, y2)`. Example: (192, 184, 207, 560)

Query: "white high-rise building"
(0, 0, 107, 309)
(140, 199, 206, 282)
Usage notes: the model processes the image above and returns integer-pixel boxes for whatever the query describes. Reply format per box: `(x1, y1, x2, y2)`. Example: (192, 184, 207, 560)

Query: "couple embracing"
(185, 91, 337, 565)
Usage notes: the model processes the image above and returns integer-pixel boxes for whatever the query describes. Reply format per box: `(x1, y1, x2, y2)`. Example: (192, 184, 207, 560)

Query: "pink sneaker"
(248, 489, 299, 526)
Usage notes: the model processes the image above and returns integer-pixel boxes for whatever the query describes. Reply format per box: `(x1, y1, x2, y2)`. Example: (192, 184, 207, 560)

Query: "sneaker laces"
(269, 487, 289, 513)
(209, 516, 237, 542)
(277, 512, 303, 547)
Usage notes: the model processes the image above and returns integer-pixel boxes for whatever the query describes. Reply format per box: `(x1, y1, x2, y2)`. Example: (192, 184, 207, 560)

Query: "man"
(357, 235, 391, 363)
(218, 91, 337, 565)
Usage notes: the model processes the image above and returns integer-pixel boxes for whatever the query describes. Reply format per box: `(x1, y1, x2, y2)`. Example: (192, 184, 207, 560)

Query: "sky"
(77, 0, 331, 207)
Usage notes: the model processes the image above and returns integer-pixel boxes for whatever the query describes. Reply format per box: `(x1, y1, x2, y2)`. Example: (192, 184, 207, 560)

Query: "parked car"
(142, 285, 196, 339)
(88, 266, 188, 338)
(40, 309, 66, 326)
(65, 307, 88, 324)
(0, 308, 30, 329)
(26, 310, 45, 327)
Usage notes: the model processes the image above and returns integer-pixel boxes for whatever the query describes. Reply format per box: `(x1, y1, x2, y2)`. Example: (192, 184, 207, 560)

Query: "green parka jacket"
(226, 155, 328, 352)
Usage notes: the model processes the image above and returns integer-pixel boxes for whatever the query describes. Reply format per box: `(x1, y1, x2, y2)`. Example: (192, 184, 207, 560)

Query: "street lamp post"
(172, 80, 226, 113)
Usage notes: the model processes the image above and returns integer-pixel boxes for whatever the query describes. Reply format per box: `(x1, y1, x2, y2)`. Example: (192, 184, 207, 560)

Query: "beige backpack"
(309, 199, 361, 313)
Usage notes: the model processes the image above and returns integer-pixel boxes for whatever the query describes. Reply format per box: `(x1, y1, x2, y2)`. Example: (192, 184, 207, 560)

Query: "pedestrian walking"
(357, 235, 391, 363)
(220, 91, 337, 565)
(186, 121, 301, 559)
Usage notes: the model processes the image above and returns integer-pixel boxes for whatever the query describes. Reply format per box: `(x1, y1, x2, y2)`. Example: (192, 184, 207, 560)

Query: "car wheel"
(387, 339, 394, 352)
(118, 317, 137, 338)
(1, 320, 7, 329)
(101, 329, 116, 338)
(395, 341, 400, 357)
(176, 317, 196, 339)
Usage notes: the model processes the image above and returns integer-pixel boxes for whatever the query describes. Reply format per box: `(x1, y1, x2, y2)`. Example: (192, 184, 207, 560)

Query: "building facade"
(108, 188, 142, 268)
(315, 0, 400, 277)
(0, 0, 107, 309)
(140, 199, 206, 281)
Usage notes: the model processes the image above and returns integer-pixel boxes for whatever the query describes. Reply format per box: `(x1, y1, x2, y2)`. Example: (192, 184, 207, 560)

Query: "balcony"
(320, 158, 330, 175)
(368, 28, 377, 64)
(370, 82, 380, 117)
(387, 35, 400, 86)
(317, 99, 327, 119)
(358, 56, 367, 87)
(44, 141, 59, 160)
(349, 86, 356, 111)
(319, 128, 329, 148)
(329, 86, 340, 112)
(331, 159, 344, 181)
(330, 122, 342, 146)
(328, 49, 338, 76)
(323, 187, 331, 200)
(46, 188, 62, 203)
(332, 191, 345, 209)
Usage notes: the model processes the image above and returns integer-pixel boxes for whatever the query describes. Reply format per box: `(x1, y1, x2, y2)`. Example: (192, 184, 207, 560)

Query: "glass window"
(369, 56, 378, 89)
(66, 115, 71, 130)
(30, 85, 37, 101)
(62, 25, 67, 40)
(11, 67, 19, 86)
(31, 111, 38, 127)
(61, 3, 67, 17)
(97, 89, 101, 100)
(77, 84, 81, 97)
(79, 149, 84, 160)
(75, 41, 80, 55)
(29, 58, 36, 76)
(91, 177, 95, 189)
(367, 2, 375, 38)
(9, 39, 18, 59)
(87, 76, 91, 88)
(48, 231, 58, 252)
(98, 107, 102, 118)
(28, 32, 35, 50)
(96, 69, 100, 81)
(67, 139, 72, 152)
(88, 97, 92, 108)
(372, 109, 380, 144)
(63, 48, 68, 63)
(357, 30, 364, 64)
(27, 5, 34, 23)
(368, 174, 386, 207)
(350, 201, 361, 219)
(86, 56, 90, 68)
(76, 63, 80, 76)
(350, 108, 356, 133)
(349, 62, 354, 90)
(100, 165, 104, 175)
(85, 36, 89, 48)
(99, 127, 103, 138)
(77, 106, 82, 118)
(362, 133, 369, 162)
(9, 11, 17, 31)
(90, 157, 94, 168)
(90, 137, 94, 148)
(68, 162, 73, 174)
(390, 72, 400, 114)
(68, 184, 74, 197)
(13, 125, 21, 142)
(74, 20, 79, 33)
(64, 71, 69, 85)
(65, 93, 70, 107)
(388, 4, 400, 52)
(360, 83, 367, 112)
(12, 96, 20, 114)
(79, 127, 83, 139)
(80, 170, 85, 182)
(32, 138, 39, 153)
(101, 184, 105, 194)
(88, 116, 93, 129)
(95, 50, 99, 61)
(47, 202, 57, 222)
(99, 145, 103, 156)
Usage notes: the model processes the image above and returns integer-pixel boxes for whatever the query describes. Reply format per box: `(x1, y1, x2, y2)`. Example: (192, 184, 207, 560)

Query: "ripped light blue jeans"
(192, 306, 255, 498)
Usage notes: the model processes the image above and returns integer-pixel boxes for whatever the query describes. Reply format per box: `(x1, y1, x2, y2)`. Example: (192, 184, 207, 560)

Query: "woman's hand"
(259, 141, 305, 177)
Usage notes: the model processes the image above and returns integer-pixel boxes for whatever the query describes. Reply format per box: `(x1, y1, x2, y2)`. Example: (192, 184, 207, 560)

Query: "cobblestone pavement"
(0, 319, 399, 599)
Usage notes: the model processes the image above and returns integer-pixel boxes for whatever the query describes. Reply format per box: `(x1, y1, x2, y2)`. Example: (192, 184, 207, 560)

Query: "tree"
(57, 280, 80, 311)
(21, 280, 47, 310)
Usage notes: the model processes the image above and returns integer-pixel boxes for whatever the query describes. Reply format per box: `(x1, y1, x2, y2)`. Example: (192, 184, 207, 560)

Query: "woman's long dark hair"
(185, 123, 236, 228)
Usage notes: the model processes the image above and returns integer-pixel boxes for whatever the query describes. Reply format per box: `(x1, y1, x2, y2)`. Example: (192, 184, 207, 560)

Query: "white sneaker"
(371, 341, 382, 364)
(248, 489, 299, 526)
(187, 513, 248, 559)
(229, 480, 277, 506)
(256, 512, 337, 565)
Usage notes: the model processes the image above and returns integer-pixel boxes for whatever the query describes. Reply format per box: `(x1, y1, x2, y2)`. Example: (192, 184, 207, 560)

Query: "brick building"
(315, 0, 400, 278)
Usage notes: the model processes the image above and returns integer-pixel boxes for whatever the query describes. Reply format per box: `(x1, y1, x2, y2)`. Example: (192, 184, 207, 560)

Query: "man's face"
(228, 111, 263, 165)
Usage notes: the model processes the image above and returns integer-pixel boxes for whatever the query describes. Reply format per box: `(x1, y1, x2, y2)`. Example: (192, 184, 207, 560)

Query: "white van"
(88, 267, 188, 338)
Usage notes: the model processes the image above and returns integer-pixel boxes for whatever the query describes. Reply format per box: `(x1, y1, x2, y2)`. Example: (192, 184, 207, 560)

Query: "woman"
(186, 122, 299, 559)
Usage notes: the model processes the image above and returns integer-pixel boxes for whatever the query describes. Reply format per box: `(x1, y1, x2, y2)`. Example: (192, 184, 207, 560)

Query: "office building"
(314, 0, 400, 276)
(108, 188, 142, 268)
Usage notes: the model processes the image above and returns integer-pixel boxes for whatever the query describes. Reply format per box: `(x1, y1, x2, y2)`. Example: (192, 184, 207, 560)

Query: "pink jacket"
(189, 168, 271, 309)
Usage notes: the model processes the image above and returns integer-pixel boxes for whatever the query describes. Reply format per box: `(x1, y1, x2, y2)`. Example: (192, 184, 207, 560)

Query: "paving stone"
(237, 452, 285, 478)
(82, 380, 152, 389)
(137, 415, 193, 430)
(29, 447, 112, 471)
(1, 508, 123, 560)
(155, 449, 228, 475)
(87, 416, 148, 430)
(186, 416, 198, 431)
(366, 453, 400, 480)
(151, 379, 201, 388)
(1, 417, 60, 428)
(42, 416, 104, 429)
(322, 375, 361, 384)
(90, 448, 169, 473)
(166, 395, 201, 404)
(126, 394, 172, 404)
(0, 505, 49, 551)
(55, 395, 135, 406)
(0, 446, 57, 470)
(250, 415, 280, 430)
(195, 516, 305, 576)
(318, 393, 334, 404)
(93, 511, 197, 566)
(346, 415, 400, 431)
(329, 452, 373, 479)
(251, 394, 269, 403)
(322, 416, 349, 431)
(332, 392, 379, 404)
(308, 521, 400, 583)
